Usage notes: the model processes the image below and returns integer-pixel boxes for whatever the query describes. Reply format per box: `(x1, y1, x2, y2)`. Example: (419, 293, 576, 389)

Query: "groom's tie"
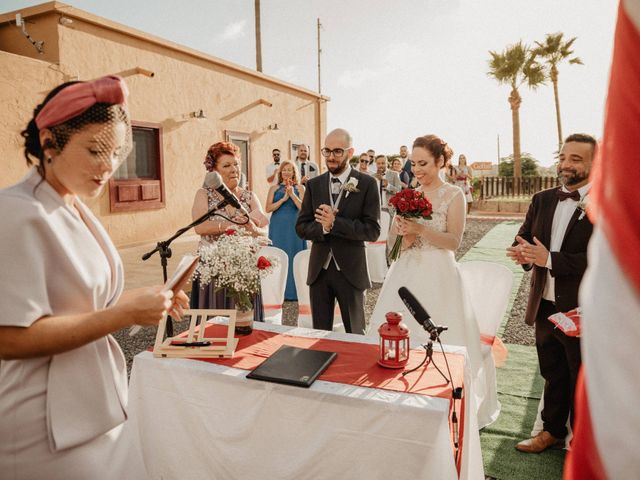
(301, 162, 306, 178)
(331, 178, 341, 204)
(556, 189, 580, 201)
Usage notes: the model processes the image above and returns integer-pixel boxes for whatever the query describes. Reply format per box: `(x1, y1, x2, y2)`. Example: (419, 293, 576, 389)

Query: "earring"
(47, 156, 52, 164)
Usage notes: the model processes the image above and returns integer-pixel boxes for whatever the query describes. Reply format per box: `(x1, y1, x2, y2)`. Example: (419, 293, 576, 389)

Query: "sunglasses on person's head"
(321, 147, 347, 158)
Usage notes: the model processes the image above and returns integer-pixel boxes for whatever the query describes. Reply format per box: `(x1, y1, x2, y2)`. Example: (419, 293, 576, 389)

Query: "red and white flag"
(565, 2, 640, 479)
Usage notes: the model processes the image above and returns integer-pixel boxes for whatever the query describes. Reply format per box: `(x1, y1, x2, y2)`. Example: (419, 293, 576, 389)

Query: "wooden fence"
(480, 176, 559, 199)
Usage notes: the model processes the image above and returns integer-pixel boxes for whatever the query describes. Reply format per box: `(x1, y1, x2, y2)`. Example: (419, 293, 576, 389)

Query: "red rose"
(257, 256, 272, 270)
(409, 200, 418, 210)
(414, 190, 421, 199)
(224, 228, 237, 236)
(422, 208, 432, 218)
(398, 199, 410, 213)
(418, 198, 427, 209)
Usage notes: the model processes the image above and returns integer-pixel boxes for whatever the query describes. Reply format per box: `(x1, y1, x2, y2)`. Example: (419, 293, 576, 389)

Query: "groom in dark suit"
(296, 128, 381, 334)
(507, 133, 596, 453)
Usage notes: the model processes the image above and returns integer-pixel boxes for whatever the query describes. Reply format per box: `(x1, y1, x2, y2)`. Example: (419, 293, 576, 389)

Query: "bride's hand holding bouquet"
(388, 189, 433, 261)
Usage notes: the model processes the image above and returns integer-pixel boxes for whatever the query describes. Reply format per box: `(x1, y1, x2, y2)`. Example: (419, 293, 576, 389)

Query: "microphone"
(398, 287, 441, 335)
(203, 171, 250, 217)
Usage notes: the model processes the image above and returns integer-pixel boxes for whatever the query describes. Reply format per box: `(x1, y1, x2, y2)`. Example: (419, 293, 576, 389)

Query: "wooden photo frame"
(153, 309, 239, 359)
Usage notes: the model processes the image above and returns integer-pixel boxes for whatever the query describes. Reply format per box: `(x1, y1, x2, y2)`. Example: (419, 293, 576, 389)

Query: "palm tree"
(534, 33, 583, 151)
(488, 42, 545, 177)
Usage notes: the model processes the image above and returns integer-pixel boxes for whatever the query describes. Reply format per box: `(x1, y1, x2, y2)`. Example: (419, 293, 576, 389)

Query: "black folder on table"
(246, 345, 337, 388)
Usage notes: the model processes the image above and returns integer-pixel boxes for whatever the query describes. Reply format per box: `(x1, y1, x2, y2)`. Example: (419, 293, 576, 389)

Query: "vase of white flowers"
(193, 228, 277, 335)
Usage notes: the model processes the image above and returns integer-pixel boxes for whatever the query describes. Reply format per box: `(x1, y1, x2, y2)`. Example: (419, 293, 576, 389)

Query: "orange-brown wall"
(0, 8, 326, 246)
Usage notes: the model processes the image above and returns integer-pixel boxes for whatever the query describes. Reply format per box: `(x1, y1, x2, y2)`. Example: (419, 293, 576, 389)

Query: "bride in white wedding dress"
(366, 134, 498, 427)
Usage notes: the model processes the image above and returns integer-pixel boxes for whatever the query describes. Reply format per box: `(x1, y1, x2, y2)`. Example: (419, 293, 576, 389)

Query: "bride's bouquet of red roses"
(388, 189, 433, 261)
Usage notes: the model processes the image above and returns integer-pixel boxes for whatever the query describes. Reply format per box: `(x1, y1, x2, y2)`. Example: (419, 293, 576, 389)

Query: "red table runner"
(188, 324, 466, 473)
(195, 324, 464, 400)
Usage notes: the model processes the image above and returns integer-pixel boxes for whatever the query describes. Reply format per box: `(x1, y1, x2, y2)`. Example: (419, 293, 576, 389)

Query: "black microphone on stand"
(398, 287, 447, 338)
(202, 171, 250, 217)
(398, 286, 461, 456)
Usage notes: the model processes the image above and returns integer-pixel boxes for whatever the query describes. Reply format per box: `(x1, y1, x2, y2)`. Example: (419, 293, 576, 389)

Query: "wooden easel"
(153, 309, 239, 358)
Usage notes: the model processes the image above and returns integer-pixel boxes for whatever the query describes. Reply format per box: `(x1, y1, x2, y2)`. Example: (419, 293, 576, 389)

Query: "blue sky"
(3, 0, 618, 166)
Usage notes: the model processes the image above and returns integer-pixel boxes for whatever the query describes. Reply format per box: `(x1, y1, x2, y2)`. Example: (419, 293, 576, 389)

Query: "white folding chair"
(259, 246, 288, 325)
(366, 210, 391, 283)
(459, 260, 513, 426)
(293, 249, 344, 332)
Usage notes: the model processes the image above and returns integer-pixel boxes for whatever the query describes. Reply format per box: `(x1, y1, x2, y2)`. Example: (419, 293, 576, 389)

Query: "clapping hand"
(315, 204, 336, 231)
(284, 183, 294, 197)
(506, 243, 528, 265)
(507, 235, 549, 267)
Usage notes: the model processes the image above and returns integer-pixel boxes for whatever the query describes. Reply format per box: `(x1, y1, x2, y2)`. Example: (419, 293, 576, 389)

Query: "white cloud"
(217, 20, 247, 42)
(336, 68, 381, 88)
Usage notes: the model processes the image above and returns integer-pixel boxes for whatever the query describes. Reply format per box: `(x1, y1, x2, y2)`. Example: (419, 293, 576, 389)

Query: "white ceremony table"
(127, 322, 484, 480)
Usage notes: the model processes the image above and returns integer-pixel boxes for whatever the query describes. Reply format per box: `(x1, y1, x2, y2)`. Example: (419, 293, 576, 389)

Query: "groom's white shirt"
(322, 166, 353, 270)
(542, 183, 591, 302)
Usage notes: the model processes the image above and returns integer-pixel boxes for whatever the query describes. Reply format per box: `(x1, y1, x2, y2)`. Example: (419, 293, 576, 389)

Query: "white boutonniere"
(343, 177, 360, 197)
(576, 195, 589, 220)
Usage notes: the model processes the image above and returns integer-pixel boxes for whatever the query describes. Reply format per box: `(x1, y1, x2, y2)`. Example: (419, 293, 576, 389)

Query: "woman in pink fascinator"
(0, 76, 188, 479)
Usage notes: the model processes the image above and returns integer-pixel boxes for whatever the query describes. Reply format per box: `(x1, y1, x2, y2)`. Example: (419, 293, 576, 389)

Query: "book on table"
(246, 345, 337, 388)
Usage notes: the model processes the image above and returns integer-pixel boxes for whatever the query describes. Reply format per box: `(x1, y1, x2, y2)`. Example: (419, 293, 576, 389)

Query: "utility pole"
(317, 18, 322, 94)
(255, 0, 262, 72)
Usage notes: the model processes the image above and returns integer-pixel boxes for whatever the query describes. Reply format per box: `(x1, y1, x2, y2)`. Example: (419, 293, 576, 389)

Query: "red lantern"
(378, 312, 410, 368)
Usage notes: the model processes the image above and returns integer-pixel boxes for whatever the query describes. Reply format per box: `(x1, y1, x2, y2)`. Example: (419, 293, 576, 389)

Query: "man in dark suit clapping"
(296, 128, 381, 334)
(507, 133, 596, 453)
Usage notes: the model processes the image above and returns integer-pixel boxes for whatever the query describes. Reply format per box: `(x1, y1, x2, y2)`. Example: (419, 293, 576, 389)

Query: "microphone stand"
(402, 324, 463, 463)
(141, 203, 249, 337)
(402, 327, 449, 381)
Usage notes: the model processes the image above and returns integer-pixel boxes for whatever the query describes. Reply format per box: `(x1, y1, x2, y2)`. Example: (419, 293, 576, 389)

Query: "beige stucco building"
(0, 1, 328, 246)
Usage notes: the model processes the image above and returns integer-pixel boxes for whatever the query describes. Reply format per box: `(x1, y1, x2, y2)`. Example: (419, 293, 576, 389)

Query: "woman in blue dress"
(266, 160, 306, 301)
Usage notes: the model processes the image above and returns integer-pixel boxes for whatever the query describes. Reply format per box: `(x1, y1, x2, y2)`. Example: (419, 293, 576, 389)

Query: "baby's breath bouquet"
(193, 228, 277, 312)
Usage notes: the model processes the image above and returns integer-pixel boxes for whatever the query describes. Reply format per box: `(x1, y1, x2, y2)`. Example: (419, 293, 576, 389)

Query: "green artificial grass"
(480, 344, 565, 480)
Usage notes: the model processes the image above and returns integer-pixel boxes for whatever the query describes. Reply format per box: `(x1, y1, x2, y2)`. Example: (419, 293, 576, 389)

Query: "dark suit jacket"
(515, 187, 593, 325)
(296, 170, 381, 290)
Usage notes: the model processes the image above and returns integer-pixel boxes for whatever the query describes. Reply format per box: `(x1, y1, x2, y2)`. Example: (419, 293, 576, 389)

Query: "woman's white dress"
(367, 183, 498, 427)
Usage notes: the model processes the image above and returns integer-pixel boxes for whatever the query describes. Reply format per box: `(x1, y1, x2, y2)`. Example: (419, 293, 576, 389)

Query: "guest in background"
(374, 154, 402, 210)
(265, 148, 281, 185)
(441, 156, 456, 184)
(265, 161, 306, 301)
(401, 146, 417, 188)
(357, 152, 371, 174)
(295, 144, 319, 185)
(366, 148, 377, 174)
(0, 76, 188, 479)
(455, 154, 473, 213)
(399, 144, 410, 167)
(191, 141, 269, 320)
(390, 157, 408, 188)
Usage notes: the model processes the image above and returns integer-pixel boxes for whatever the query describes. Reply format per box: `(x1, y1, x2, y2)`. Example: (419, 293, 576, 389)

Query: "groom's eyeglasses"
(321, 147, 346, 158)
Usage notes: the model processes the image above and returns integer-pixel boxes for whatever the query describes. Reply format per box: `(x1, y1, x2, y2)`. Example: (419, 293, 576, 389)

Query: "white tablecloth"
(128, 323, 484, 480)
